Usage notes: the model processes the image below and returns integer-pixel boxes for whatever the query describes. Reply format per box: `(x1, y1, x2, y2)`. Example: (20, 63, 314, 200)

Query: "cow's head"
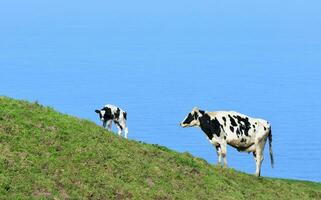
(95, 107, 113, 122)
(180, 107, 204, 128)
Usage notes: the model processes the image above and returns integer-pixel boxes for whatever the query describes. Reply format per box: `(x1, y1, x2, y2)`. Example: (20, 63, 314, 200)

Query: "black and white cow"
(180, 107, 274, 176)
(95, 104, 128, 139)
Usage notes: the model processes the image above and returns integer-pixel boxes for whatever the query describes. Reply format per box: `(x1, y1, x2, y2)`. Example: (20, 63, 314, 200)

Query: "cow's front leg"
(106, 120, 112, 131)
(221, 142, 228, 168)
(215, 144, 222, 166)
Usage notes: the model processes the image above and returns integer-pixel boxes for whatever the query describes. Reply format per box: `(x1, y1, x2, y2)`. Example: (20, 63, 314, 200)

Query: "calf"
(95, 104, 128, 139)
(180, 107, 274, 177)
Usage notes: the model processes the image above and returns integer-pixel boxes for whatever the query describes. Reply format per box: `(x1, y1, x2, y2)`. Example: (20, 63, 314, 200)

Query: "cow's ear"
(95, 110, 100, 114)
(193, 107, 200, 112)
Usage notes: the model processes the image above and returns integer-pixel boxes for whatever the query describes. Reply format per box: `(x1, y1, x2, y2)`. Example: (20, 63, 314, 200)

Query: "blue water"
(1, 1, 321, 182)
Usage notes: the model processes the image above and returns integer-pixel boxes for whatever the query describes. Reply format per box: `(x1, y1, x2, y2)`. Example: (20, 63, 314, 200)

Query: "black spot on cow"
(230, 126, 234, 132)
(222, 116, 227, 126)
(199, 110, 205, 115)
(236, 128, 241, 136)
(224, 136, 227, 140)
(124, 112, 127, 120)
(102, 107, 113, 121)
(183, 113, 194, 125)
(252, 124, 255, 128)
(199, 114, 221, 139)
(115, 108, 121, 119)
(194, 112, 199, 119)
(114, 121, 123, 130)
(264, 127, 267, 131)
(220, 125, 225, 132)
(234, 115, 251, 136)
(228, 115, 237, 126)
(211, 118, 222, 137)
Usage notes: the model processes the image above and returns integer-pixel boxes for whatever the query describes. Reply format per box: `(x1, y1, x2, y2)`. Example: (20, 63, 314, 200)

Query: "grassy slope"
(0, 96, 320, 200)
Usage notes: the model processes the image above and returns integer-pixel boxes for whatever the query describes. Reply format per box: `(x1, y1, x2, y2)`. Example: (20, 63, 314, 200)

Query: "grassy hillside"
(0, 96, 320, 200)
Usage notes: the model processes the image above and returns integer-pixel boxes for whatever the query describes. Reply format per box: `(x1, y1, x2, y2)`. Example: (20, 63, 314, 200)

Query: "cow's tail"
(268, 127, 274, 168)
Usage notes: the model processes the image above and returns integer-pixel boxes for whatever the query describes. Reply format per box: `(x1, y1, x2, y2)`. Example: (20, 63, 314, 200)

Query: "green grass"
(0, 96, 320, 199)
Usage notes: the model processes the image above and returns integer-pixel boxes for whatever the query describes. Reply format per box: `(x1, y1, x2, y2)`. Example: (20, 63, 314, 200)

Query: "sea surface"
(1, 0, 321, 182)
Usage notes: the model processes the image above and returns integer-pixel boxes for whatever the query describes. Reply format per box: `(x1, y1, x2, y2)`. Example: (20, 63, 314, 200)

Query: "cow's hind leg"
(117, 120, 128, 139)
(121, 120, 128, 139)
(124, 127, 128, 139)
(255, 144, 264, 177)
(116, 120, 128, 138)
(115, 123, 123, 137)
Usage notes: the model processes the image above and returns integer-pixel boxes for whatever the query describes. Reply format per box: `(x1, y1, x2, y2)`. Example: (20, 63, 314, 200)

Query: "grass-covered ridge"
(0, 96, 320, 199)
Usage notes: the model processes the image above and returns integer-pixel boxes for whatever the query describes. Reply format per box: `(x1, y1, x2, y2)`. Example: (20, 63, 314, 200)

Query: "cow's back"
(104, 104, 126, 121)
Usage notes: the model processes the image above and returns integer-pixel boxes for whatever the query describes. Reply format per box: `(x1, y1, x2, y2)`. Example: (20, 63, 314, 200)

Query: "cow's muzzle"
(180, 123, 187, 127)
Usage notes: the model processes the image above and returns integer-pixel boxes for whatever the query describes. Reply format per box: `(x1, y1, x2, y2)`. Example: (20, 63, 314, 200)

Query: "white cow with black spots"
(180, 107, 274, 177)
(95, 104, 128, 139)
